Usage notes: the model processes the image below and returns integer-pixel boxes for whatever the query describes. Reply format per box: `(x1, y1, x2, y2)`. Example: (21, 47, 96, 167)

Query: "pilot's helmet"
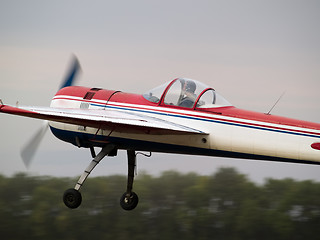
(185, 80, 196, 93)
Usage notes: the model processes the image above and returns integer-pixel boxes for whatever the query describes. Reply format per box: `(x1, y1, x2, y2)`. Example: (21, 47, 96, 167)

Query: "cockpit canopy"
(143, 78, 232, 109)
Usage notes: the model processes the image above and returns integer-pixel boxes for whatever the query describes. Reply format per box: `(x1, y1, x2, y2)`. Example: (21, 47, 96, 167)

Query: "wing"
(0, 104, 207, 135)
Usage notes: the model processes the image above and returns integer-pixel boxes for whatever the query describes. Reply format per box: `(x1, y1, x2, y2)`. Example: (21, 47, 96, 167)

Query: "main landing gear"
(63, 145, 139, 211)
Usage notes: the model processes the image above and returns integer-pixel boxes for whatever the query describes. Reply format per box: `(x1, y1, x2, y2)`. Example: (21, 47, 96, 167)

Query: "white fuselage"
(50, 95, 320, 164)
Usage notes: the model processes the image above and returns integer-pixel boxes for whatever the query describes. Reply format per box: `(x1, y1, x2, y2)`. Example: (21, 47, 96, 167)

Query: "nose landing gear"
(62, 145, 140, 211)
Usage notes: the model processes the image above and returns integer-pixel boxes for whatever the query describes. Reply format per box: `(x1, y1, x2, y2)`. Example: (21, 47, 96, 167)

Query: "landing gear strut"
(62, 146, 139, 211)
(63, 144, 115, 209)
(120, 150, 139, 211)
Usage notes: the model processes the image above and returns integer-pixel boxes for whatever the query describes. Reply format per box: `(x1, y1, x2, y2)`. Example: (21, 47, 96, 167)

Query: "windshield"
(143, 81, 169, 103)
(143, 78, 232, 108)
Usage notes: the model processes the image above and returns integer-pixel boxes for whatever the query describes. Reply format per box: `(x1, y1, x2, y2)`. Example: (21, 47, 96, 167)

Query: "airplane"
(1, 56, 320, 211)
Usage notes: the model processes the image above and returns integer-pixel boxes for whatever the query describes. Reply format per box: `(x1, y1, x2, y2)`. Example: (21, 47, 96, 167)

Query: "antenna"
(266, 91, 286, 115)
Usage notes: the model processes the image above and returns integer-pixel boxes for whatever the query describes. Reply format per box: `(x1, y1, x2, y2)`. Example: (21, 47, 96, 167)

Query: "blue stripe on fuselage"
(89, 103, 320, 139)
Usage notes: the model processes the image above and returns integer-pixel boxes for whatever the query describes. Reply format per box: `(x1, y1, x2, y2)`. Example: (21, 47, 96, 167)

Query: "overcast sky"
(0, 0, 319, 183)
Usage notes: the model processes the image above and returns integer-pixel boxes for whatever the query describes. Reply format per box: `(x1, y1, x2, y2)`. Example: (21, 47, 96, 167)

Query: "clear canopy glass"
(143, 78, 232, 108)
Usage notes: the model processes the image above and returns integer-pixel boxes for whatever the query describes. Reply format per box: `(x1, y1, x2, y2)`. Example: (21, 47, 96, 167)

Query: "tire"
(120, 192, 139, 211)
(63, 188, 82, 209)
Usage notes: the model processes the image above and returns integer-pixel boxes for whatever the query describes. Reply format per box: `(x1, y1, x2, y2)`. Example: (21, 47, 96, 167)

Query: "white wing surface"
(0, 104, 207, 135)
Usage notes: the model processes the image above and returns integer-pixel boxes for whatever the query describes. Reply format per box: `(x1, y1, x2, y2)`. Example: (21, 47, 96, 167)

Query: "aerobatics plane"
(1, 57, 319, 210)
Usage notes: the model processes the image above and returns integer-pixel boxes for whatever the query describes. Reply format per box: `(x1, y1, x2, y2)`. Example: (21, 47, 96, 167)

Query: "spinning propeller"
(21, 55, 81, 167)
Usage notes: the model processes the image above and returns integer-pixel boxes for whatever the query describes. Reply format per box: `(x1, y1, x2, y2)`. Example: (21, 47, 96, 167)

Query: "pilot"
(179, 80, 197, 108)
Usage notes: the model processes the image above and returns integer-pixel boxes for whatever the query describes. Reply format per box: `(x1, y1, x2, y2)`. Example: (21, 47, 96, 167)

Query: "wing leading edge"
(0, 104, 207, 135)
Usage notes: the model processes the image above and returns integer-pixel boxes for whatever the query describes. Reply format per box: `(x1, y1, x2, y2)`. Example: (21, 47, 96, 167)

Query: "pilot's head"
(185, 80, 196, 94)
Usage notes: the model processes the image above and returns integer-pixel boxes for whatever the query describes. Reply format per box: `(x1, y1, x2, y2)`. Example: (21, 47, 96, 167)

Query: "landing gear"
(63, 144, 115, 209)
(62, 145, 140, 211)
(119, 149, 139, 211)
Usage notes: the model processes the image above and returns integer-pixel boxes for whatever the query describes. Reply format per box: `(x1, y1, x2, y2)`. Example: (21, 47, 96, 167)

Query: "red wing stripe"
(0, 105, 38, 116)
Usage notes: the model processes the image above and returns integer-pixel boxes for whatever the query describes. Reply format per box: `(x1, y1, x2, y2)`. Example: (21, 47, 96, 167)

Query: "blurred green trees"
(0, 168, 319, 240)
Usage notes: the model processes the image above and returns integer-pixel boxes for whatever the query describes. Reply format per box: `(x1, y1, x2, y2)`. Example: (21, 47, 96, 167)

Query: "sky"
(0, 0, 319, 184)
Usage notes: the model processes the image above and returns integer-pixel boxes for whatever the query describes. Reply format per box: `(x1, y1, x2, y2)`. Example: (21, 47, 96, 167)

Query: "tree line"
(0, 167, 320, 240)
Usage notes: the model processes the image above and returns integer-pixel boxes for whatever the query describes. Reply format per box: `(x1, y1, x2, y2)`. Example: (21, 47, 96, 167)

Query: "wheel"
(120, 192, 139, 211)
(63, 188, 82, 209)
